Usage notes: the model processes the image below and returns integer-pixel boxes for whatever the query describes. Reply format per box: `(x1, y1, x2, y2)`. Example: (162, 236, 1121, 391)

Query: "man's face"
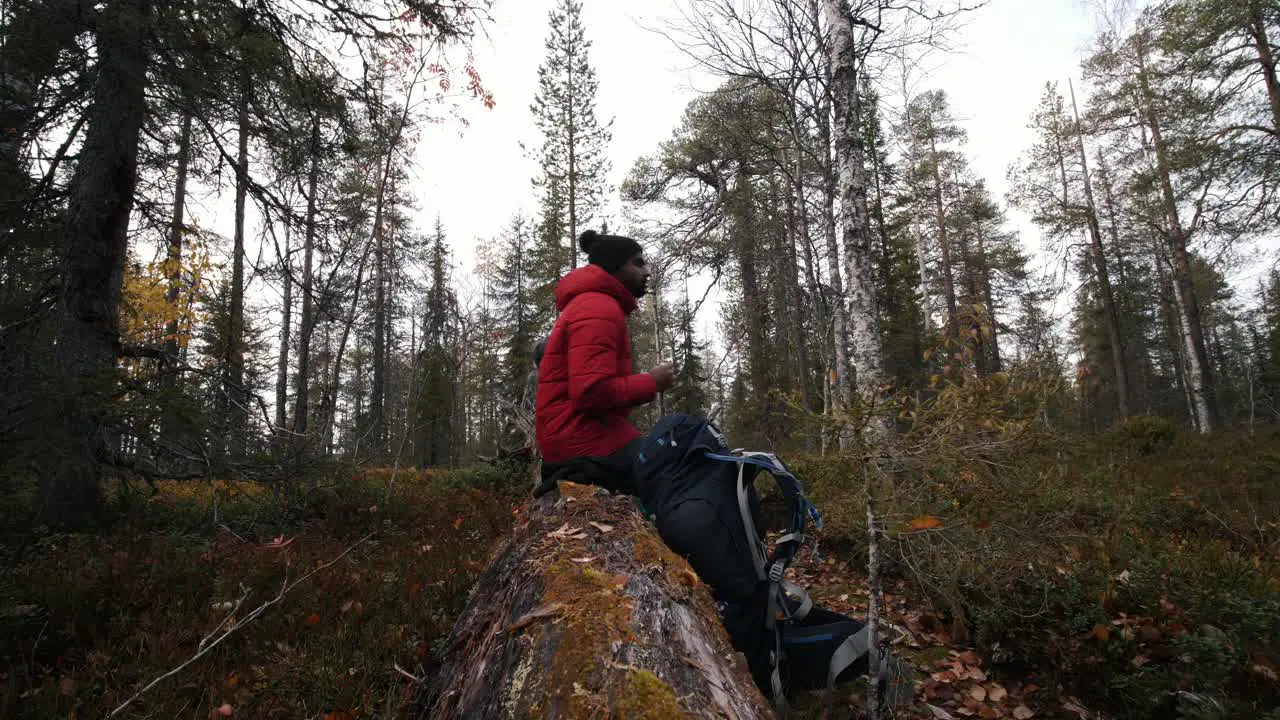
(614, 253, 650, 299)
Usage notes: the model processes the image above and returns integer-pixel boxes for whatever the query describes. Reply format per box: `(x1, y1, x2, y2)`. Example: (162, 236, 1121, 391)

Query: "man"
(534, 229, 676, 496)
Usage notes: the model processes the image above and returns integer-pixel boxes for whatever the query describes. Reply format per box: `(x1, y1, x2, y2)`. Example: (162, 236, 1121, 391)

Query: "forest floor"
(2, 426, 1278, 719)
(785, 545, 1102, 720)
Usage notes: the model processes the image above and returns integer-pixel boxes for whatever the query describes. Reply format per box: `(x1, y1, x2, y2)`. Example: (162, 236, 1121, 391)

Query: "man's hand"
(649, 362, 677, 392)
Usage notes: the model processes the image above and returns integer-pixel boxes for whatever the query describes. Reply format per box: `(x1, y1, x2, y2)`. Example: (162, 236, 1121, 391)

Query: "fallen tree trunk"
(413, 481, 775, 719)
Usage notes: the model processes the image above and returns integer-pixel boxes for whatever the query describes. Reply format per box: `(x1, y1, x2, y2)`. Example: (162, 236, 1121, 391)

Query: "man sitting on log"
(533, 229, 677, 498)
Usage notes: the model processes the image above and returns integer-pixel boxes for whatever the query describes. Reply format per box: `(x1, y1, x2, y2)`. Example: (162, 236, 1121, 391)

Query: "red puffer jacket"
(535, 264, 657, 463)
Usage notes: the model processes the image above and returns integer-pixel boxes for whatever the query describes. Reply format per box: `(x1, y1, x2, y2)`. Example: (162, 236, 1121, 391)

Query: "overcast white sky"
(415, 0, 1103, 266)
(401, 0, 1121, 344)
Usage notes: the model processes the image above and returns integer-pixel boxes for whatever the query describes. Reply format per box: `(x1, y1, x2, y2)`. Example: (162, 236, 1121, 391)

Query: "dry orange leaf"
(1089, 623, 1110, 642)
(306, 613, 321, 627)
(969, 685, 987, 702)
(453, 516, 464, 529)
(904, 515, 944, 532)
(979, 707, 1000, 720)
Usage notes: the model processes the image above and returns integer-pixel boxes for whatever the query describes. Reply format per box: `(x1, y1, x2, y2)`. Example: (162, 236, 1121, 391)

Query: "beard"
(632, 280, 648, 298)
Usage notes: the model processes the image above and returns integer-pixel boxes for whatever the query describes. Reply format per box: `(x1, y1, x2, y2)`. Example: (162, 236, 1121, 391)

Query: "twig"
(394, 663, 425, 685)
(200, 586, 249, 651)
(106, 533, 375, 719)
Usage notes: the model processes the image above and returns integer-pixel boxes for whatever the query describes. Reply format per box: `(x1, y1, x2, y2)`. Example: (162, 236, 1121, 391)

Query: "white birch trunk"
(823, 0, 890, 442)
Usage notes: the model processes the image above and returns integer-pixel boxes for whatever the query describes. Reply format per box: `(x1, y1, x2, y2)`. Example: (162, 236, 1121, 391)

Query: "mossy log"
(412, 480, 775, 719)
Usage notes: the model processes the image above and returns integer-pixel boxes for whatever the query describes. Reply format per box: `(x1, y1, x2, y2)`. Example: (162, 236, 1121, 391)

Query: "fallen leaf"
(904, 515, 944, 533)
(453, 516, 464, 529)
(588, 521, 614, 533)
(305, 613, 321, 627)
(1013, 706, 1035, 719)
(931, 670, 958, 683)
(571, 533, 588, 540)
(956, 708, 976, 717)
(926, 704, 956, 720)
(341, 600, 354, 613)
(570, 556, 595, 563)
(987, 684, 1007, 702)
(979, 707, 999, 720)
(1089, 623, 1110, 642)
(957, 650, 982, 666)
(1131, 655, 1150, 667)
(838, 593, 849, 602)
(968, 685, 987, 702)
(1023, 684, 1041, 694)
(212, 704, 233, 718)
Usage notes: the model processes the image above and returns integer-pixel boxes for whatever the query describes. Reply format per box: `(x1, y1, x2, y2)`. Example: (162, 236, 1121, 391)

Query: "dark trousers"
(534, 437, 643, 498)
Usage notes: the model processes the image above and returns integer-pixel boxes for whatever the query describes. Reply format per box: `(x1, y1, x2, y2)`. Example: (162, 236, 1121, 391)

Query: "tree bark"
(823, 0, 890, 441)
(412, 481, 774, 720)
(1069, 79, 1130, 420)
(293, 120, 321, 440)
(1135, 38, 1218, 432)
(807, 0, 852, 442)
(43, 0, 151, 528)
(162, 112, 193, 388)
(275, 221, 292, 441)
(227, 47, 251, 458)
(928, 132, 959, 337)
(1248, 0, 1280, 134)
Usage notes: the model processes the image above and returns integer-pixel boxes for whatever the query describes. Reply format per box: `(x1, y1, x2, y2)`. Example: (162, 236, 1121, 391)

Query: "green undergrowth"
(0, 462, 524, 719)
(789, 422, 1280, 719)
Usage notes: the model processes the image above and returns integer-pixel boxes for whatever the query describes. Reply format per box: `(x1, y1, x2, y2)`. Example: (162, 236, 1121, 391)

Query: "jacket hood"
(555, 264, 637, 314)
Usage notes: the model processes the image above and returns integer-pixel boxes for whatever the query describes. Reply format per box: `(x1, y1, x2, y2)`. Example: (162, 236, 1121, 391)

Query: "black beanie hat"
(579, 229, 642, 273)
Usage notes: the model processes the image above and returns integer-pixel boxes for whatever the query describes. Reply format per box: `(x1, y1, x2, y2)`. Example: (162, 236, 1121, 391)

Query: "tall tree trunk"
(1248, 0, 1280, 134)
(371, 181, 387, 454)
(162, 112, 192, 387)
(734, 171, 770, 408)
(928, 133, 959, 336)
(1135, 40, 1218, 432)
(824, 0, 890, 440)
(1069, 79, 1130, 420)
(322, 240, 375, 453)
(293, 120, 321, 440)
(227, 51, 250, 458)
(808, 0, 852, 437)
(972, 215, 1001, 373)
(782, 150, 813, 417)
(43, 0, 151, 528)
(275, 221, 292, 440)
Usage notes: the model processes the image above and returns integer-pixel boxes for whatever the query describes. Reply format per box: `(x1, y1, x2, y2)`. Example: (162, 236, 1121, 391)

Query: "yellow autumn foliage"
(118, 233, 212, 350)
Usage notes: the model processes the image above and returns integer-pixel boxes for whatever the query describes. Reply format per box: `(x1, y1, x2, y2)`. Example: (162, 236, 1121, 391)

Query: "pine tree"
(667, 285, 710, 417)
(529, 0, 613, 284)
(491, 214, 540, 400)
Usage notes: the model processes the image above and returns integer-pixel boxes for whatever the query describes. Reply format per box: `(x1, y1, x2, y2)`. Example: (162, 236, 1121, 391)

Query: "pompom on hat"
(579, 229, 643, 273)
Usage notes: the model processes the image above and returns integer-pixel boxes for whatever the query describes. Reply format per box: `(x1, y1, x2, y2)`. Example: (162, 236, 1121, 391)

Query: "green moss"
(541, 560, 634, 715)
(616, 668, 683, 719)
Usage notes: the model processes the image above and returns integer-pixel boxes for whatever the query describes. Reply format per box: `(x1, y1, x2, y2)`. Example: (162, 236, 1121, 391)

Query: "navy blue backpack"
(632, 413, 875, 708)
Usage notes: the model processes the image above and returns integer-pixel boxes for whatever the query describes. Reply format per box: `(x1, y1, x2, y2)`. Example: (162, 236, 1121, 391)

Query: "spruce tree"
(529, 0, 613, 285)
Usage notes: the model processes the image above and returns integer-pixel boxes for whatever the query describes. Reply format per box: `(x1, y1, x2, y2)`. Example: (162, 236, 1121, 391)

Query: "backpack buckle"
(768, 561, 786, 583)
